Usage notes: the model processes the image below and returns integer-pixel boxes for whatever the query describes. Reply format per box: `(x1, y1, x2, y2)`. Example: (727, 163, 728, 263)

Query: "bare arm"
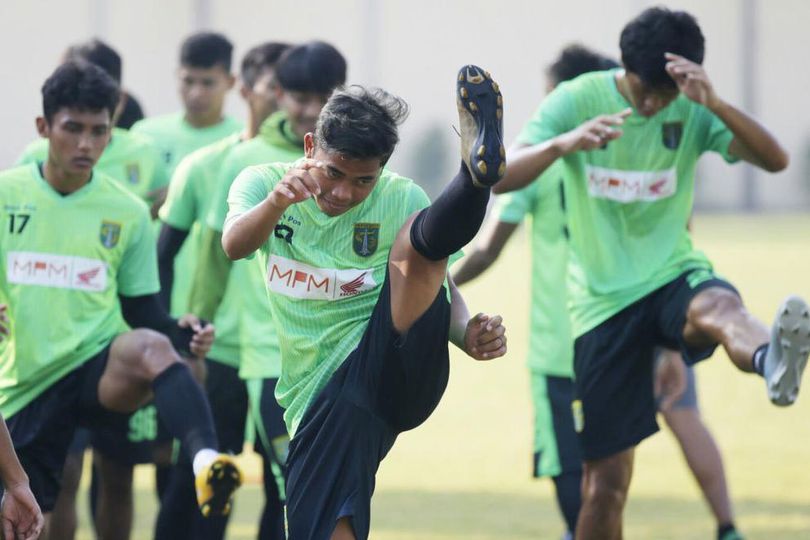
(493, 109, 631, 195)
(0, 416, 43, 540)
(447, 276, 507, 361)
(452, 220, 518, 286)
(665, 52, 788, 172)
(222, 160, 322, 260)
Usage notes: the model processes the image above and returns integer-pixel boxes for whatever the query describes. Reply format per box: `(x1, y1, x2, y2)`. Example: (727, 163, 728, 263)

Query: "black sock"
(410, 162, 490, 261)
(752, 343, 769, 376)
(552, 471, 582, 534)
(152, 363, 217, 459)
(717, 522, 737, 539)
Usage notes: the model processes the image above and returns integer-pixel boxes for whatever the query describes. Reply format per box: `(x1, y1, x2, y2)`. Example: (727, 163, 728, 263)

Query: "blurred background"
(1, 0, 809, 209)
(1, 1, 809, 538)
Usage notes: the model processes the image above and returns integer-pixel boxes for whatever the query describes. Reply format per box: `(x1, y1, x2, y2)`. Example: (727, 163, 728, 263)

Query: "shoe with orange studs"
(456, 65, 505, 187)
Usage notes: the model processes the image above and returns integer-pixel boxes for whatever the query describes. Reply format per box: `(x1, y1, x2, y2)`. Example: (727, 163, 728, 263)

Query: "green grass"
(77, 214, 810, 539)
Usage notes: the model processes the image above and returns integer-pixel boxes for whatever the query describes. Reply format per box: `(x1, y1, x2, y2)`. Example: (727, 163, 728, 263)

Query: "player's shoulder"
(0, 164, 37, 187)
(93, 171, 152, 218)
(131, 112, 183, 135)
(16, 138, 48, 165)
(182, 133, 241, 169)
(240, 161, 293, 183)
(375, 169, 430, 207)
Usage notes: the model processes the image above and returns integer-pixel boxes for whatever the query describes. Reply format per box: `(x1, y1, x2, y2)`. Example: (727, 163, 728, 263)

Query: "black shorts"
(6, 346, 130, 512)
(285, 273, 451, 540)
(205, 359, 248, 455)
(573, 269, 738, 461)
(90, 403, 158, 465)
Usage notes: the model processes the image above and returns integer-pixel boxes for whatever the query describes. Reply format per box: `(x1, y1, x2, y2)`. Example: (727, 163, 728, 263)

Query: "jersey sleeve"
(700, 107, 739, 164)
(206, 153, 244, 232)
(225, 165, 276, 231)
(159, 155, 198, 230)
(15, 140, 46, 166)
(118, 210, 161, 296)
(495, 183, 537, 224)
(515, 84, 578, 146)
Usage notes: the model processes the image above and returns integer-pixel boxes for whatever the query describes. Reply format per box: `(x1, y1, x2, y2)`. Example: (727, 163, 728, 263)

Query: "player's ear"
(304, 133, 315, 158)
(226, 73, 236, 90)
(35, 116, 50, 138)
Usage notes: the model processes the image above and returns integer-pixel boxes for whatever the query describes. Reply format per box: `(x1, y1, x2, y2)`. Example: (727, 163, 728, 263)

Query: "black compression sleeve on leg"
(552, 470, 583, 534)
(410, 162, 490, 261)
(152, 363, 217, 458)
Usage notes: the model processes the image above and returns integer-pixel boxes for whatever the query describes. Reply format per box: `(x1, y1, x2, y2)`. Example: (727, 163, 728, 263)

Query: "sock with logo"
(752, 343, 769, 376)
(410, 161, 489, 261)
(152, 363, 218, 460)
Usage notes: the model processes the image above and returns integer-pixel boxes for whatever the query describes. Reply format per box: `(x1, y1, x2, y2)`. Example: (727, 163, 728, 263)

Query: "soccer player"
(132, 30, 242, 496)
(191, 41, 348, 539)
(222, 66, 508, 538)
(0, 61, 241, 538)
(455, 43, 744, 540)
(16, 38, 170, 540)
(493, 8, 806, 539)
(153, 40, 291, 540)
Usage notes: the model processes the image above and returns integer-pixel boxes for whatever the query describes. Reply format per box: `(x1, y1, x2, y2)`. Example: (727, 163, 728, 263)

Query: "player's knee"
(687, 288, 743, 324)
(585, 475, 628, 511)
(124, 329, 180, 381)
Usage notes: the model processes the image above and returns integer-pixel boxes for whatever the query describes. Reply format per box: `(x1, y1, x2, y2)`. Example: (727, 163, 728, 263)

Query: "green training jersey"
(159, 133, 243, 365)
(16, 128, 169, 202)
(131, 112, 242, 178)
(0, 163, 159, 417)
(496, 161, 573, 377)
(227, 162, 430, 436)
(517, 69, 737, 337)
(208, 112, 305, 381)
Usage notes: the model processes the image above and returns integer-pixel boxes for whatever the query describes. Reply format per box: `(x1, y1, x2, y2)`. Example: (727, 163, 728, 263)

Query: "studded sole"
(200, 459, 242, 517)
(457, 65, 505, 187)
(768, 295, 810, 406)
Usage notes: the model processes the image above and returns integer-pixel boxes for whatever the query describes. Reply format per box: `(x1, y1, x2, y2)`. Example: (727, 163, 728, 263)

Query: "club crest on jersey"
(661, 122, 683, 150)
(126, 163, 140, 184)
(100, 221, 121, 248)
(353, 223, 379, 257)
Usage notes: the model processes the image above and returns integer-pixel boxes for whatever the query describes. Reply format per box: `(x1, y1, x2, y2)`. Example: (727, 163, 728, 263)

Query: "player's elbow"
(221, 231, 246, 261)
(763, 149, 789, 173)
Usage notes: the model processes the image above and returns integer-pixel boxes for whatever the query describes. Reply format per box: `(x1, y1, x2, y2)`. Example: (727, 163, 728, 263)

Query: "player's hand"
(555, 108, 631, 154)
(0, 305, 8, 343)
(146, 186, 169, 220)
(463, 313, 507, 361)
(267, 160, 323, 211)
(178, 314, 215, 360)
(1, 481, 44, 540)
(654, 350, 687, 412)
(665, 52, 720, 109)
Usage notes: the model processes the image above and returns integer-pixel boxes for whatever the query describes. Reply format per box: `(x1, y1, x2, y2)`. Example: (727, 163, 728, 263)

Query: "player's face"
(304, 134, 382, 217)
(277, 89, 330, 141)
(623, 72, 679, 117)
(178, 65, 234, 121)
(244, 68, 278, 124)
(36, 108, 111, 177)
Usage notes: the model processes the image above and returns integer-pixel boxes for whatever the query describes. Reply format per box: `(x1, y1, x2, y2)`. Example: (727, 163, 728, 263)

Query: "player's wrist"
(705, 93, 725, 114)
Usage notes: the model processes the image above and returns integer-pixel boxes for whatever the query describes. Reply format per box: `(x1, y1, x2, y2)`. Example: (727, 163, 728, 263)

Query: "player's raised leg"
(390, 64, 505, 332)
(97, 328, 242, 517)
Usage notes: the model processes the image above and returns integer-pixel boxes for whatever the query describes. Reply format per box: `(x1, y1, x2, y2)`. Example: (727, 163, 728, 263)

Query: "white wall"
(1, 0, 807, 209)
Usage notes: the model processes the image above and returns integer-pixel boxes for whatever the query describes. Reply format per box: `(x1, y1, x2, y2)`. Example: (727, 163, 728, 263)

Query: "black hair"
(620, 6, 705, 89)
(276, 41, 347, 94)
(42, 61, 119, 123)
(64, 39, 122, 83)
(116, 92, 145, 128)
(547, 44, 619, 85)
(180, 31, 233, 71)
(314, 86, 408, 165)
(240, 42, 291, 87)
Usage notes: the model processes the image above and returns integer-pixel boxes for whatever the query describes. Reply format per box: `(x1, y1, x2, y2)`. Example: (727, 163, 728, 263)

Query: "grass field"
(75, 214, 810, 539)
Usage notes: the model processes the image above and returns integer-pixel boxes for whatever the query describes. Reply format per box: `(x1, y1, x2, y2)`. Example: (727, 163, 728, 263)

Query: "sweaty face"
(621, 72, 679, 117)
(38, 108, 111, 178)
(304, 135, 382, 217)
(278, 90, 330, 141)
(178, 65, 233, 122)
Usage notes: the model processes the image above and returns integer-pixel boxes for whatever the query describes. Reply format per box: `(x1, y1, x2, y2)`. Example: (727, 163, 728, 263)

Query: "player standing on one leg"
(494, 8, 805, 539)
(154, 41, 291, 540)
(222, 67, 508, 538)
(0, 61, 241, 539)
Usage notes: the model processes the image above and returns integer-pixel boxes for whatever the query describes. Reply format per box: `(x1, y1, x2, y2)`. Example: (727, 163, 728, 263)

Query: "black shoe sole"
(457, 65, 505, 186)
(200, 459, 241, 517)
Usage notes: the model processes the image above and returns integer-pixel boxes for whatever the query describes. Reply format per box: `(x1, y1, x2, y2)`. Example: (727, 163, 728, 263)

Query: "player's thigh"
(387, 213, 449, 334)
(582, 447, 635, 497)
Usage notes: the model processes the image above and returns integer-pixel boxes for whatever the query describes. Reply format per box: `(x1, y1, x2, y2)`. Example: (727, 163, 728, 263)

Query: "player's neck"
(614, 70, 631, 103)
(244, 106, 276, 139)
(184, 110, 224, 129)
(42, 160, 91, 195)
